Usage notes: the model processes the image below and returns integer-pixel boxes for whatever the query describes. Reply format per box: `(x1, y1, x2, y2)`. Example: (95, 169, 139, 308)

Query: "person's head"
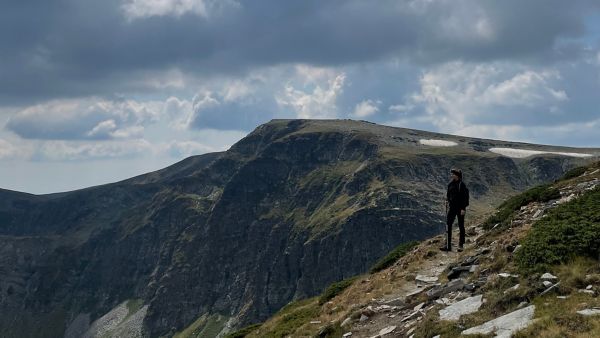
(450, 168, 462, 181)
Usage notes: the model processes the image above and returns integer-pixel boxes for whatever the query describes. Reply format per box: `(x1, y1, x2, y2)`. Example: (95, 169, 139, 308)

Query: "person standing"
(441, 168, 469, 252)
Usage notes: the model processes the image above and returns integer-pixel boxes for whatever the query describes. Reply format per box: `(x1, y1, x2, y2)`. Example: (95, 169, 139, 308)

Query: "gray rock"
(378, 325, 396, 336)
(448, 266, 472, 280)
(503, 284, 520, 295)
(439, 295, 483, 321)
(543, 281, 553, 287)
(577, 309, 600, 316)
(359, 314, 369, 322)
(461, 305, 536, 338)
(498, 273, 519, 278)
(382, 297, 405, 307)
(342, 332, 353, 337)
(341, 317, 352, 327)
(541, 273, 558, 280)
(427, 279, 465, 299)
(415, 275, 438, 284)
(464, 283, 477, 292)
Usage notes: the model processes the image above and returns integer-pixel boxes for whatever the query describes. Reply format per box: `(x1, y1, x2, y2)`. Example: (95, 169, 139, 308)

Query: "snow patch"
(419, 139, 458, 147)
(489, 147, 593, 158)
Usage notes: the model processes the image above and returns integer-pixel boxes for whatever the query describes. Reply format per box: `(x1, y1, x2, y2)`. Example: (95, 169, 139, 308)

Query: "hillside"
(236, 161, 600, 337)
(0, 119, 598, 337)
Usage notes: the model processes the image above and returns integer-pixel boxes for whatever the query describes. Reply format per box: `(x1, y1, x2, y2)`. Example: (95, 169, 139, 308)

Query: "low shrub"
(319, 276, 358, 305)
(558, 166, 588, 181)
(516, 187, 600, 273)
(482, 184, 561, 229)
(369, 240, 419, 274)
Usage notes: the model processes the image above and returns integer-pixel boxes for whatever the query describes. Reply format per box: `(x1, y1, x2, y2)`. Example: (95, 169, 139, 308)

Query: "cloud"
(276, 67, 346, 119)
(187, 89, 276, 131)
(352, 99, 380, 118)
(401, 61, 570, 130)
(0, 139, 23, 159)
(6, 98, 159, 140)
(121, 0, 239, 20)
(2, 0, 599, 104)
(35, 139, 154, 161)
(165, 140, 217, 158)
(453, 117, 600, 147)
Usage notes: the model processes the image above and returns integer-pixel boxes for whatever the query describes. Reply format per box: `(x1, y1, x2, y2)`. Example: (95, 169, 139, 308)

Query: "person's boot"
(457, 245, 464, 252)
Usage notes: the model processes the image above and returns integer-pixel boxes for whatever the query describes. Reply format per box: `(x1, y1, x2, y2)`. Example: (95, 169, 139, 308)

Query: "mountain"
(0, 119, 598, 338)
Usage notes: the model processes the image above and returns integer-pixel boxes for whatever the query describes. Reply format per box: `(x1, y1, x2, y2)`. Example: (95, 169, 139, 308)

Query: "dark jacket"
(447, 180, 469, 210)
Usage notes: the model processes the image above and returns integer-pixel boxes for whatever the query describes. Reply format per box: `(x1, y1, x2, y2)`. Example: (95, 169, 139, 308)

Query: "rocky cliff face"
(0, 119, 597, 337)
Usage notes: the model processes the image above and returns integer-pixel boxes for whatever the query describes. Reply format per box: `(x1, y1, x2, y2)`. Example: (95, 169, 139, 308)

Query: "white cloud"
(37, 139, 154, 161)
(7, 97, 159, 140)
(480, 70, 568, 106)
(277, 66, 346, 119)
(87, 119, 117, 138)
(0, 139, 22, 159)
(165, 140, 216, 158)
(121, 0, 239, 20)
(352, 99, 380, 118)
(452, 117, 600, 147)
(388, 103, 414, 113)
(388, 61, 570, 133)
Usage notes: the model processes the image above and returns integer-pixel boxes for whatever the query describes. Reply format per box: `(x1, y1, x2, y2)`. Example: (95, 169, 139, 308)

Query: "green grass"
(319, 276, 358, 305)
(223, 323, 262, 338)
(516, 187, 600, 273)
(482, 184, 561, 230)
(173, 313, 229, 338)
(256, 299, 320, 338)
(369, 241, 419, 273)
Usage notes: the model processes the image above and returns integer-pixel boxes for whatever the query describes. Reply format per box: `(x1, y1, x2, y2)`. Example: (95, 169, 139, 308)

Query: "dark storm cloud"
(2, 0, 600, 105)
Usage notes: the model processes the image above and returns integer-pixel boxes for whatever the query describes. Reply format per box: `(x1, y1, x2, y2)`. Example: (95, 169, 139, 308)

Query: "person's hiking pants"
(446, 207, 465, 249)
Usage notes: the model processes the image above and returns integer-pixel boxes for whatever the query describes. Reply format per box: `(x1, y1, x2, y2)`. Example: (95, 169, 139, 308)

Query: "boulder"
(461, 305, 536, 338)
(439, 295, 483, 321)
(577, 309, 600, 316)
(540, 273, 558, 280)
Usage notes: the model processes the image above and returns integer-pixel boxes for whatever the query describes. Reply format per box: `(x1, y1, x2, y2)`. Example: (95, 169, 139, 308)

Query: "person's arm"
(460, 182, 468, 215)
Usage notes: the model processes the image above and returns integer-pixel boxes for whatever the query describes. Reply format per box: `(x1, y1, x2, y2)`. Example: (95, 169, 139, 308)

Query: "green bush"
(319, 276, 358, 305)
(224, 323, 262, 338)
(369, 240, 419, 274)
(482, 184, 561, 229)
(516, 187, 600, 273)
(559, 166, 588, 181)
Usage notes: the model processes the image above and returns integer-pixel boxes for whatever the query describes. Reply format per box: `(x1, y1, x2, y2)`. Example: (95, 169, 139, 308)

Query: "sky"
(1, 0, 600, 194)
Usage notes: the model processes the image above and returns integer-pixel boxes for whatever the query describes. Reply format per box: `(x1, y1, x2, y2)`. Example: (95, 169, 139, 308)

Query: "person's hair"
(450, 168, 462, 179)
